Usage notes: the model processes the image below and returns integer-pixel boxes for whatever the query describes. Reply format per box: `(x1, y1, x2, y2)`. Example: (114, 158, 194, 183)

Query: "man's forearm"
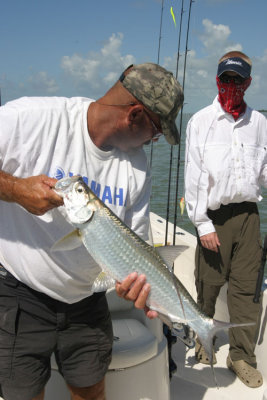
(0, 171, 63, 215)
(0, 170, 19, 202)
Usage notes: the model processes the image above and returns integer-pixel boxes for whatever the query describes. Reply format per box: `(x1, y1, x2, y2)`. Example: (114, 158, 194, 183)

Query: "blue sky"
(1, 0, 266, 113)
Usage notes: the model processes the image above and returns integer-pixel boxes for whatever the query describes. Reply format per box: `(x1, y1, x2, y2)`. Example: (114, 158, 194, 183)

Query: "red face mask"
(216, 75, 252, 120)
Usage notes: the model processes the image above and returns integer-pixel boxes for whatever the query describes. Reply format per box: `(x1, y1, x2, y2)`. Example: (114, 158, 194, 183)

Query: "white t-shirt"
(0, 96, 151, 303)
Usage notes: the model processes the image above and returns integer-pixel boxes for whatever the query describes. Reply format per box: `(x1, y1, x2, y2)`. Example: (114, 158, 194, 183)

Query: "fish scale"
(79, 206, 187, 319)
(75, 186, 212, 329)
(54, 176, 251, 382)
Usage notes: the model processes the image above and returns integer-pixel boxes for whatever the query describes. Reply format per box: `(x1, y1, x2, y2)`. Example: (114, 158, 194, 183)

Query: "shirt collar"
(213, 95, 251, 123)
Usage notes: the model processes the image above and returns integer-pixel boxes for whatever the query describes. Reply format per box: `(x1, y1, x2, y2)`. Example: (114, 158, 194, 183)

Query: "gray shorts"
(0, 266, 113, 400)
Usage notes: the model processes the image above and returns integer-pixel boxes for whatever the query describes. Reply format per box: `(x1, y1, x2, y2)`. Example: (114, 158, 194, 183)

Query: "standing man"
(185, 51, 267, 388)
(0, 63, 184, 400)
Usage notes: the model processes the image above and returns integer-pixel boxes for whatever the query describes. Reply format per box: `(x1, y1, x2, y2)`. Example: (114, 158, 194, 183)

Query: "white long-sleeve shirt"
(185, 97, 267, 237)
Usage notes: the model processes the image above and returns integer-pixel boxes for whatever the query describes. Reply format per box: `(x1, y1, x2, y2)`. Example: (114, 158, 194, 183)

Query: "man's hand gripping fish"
(53, 176, 252, 384)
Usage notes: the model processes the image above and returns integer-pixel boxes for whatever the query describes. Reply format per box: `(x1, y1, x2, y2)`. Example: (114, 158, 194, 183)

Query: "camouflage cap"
(119, 63, 184, 145)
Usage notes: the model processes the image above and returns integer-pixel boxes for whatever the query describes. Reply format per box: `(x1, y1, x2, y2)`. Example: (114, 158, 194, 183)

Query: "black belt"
(0, 263, 21, 287)
(207, 202, 258, 224)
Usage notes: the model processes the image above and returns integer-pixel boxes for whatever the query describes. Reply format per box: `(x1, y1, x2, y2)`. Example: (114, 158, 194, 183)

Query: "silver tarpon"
(53, 176, 251, 380)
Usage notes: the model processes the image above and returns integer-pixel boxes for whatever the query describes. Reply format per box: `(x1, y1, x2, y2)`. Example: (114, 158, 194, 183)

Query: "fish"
(53, 176, 252, 383)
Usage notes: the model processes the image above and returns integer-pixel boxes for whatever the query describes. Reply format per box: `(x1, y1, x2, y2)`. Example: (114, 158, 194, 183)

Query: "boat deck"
(170, 330, 267, 400)
(150, 212, 267, 400)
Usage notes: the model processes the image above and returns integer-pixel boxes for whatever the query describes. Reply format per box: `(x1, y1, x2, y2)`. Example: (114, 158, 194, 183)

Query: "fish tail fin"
(197, 319, 255, 388)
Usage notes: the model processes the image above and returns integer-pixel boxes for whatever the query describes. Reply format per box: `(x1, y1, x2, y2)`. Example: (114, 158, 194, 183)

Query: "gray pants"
(195, 202, 262, 366)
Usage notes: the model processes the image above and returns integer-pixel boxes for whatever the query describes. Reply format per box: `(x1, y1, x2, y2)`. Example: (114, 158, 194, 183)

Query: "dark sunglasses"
(219, 74, 247, 85)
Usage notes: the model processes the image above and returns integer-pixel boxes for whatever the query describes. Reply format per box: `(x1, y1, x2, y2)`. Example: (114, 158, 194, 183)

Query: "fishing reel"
(172, 323, 196, 349)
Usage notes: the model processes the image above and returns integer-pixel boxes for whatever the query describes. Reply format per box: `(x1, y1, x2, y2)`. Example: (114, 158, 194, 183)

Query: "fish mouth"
(54, 176, 93, 224)
(54, 176, 83, 195)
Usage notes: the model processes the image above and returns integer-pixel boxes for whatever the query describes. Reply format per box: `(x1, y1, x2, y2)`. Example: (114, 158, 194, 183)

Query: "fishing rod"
(253, 234, 267, 303)
(172, 0, 194, 245)
(164, 0, 185, 246)
(149, 0, 165, 169)
(157, 0, 164, 65)
(175, 0, 184, 78)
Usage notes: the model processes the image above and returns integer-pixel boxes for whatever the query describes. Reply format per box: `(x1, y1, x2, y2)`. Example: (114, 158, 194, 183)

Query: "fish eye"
(75, 184, 84, 194)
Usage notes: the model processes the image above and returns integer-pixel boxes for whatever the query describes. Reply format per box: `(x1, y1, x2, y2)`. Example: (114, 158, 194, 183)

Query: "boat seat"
(110, 318, 158, 369)
(50, 288, 159, 372)
(107, 288, 158, 369)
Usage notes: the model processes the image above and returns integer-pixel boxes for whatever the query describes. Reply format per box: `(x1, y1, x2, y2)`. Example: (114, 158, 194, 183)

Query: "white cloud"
(27, 71, 58, 94)
(3, 20, 265, 112)
(246, 49, 267, 108)
(61, 33, 135, 95)
(163, 19, 267, 112)
(200, 19, 242, 56)
(201, 19, 230, 51)
(61, 55, 100, 87)
(1, 32, 135, 102)
(1, 71, 58, 102)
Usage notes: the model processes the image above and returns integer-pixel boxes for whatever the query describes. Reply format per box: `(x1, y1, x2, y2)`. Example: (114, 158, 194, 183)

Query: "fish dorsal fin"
(51, 229, 83, 252)
(155, 245, 188, 270)
(92, 271, 116, 293)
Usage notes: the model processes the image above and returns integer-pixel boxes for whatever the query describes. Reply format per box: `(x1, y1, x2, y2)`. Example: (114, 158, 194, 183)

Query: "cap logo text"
(225, 59, 242, 66)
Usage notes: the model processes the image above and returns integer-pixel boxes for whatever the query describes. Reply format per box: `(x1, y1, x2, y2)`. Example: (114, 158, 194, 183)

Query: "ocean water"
(145, 112, 267, 272)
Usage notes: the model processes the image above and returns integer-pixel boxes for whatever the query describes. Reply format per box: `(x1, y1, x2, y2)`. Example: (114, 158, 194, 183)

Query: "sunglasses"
(142, 109, 163, 140)
(219, 74, 247, 85)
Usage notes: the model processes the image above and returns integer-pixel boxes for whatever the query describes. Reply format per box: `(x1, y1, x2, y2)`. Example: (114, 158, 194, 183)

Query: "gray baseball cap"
(119, 63, 184, 145)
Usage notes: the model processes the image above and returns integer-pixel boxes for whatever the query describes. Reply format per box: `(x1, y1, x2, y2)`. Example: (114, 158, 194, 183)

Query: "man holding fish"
(0, 63, 183, 400)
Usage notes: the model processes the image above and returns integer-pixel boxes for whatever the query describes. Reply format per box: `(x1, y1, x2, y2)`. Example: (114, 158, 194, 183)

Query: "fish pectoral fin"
(92, 271, 116, 292)
(155, 245, 189, 270)
(51, 229, 83, 252)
